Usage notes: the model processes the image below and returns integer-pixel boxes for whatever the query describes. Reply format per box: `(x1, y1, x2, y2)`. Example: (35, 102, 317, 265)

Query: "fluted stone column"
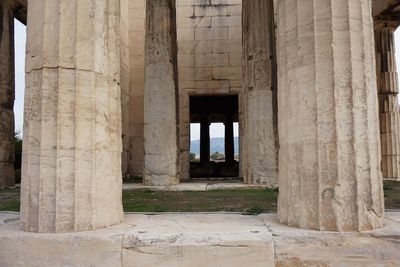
(277, 0, 384, 231)
(224, 115, 234, 163)
(242, 0, 278, 186)
(374, 20, 400, 181)
(20, 0, 123, 233)
(144, 0, 179, 186)
(200, 115, 210, 165)
(0, 1, 16, 188)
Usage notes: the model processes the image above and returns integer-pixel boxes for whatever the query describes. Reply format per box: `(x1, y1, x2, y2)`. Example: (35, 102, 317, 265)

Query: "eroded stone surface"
(122, 214, 274, 267)
(241, 0, 278, 186)
(265, 213, 400, 266)
(375, 20, 400, 181)
(0, 212, 400, 266)
(0, 0, 16, 188)
(144, 0, 180, 186)
(277, 0, 384, 231)
(20, 0, 123, 233)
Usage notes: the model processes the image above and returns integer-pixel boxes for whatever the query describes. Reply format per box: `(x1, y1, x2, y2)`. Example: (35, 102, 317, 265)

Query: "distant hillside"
(190, 137, 239, 156)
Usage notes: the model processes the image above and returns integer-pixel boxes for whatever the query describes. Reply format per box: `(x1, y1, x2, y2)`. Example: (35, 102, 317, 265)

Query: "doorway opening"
(189, 95, 239, 179)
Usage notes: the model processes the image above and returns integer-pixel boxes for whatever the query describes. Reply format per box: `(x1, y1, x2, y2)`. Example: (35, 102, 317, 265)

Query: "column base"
(144, 175, 179, 186)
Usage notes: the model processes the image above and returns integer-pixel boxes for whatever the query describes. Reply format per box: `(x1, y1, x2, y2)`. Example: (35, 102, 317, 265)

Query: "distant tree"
(190, 153, 196, 161)
(210, 151, 225, 161)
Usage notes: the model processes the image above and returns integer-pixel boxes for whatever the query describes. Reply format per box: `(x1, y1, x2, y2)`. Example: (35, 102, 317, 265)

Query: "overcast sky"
(13, 20, 400, 141)
(14, 19, 25, 136)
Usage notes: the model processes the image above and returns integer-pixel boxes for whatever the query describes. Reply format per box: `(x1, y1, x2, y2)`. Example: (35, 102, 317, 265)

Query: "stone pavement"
(122, 181, 269, 191)
(0, 212, 399, 266)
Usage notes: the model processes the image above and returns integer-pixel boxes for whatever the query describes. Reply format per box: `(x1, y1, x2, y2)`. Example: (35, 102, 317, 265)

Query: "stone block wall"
(176, 0, 242, 95)
(176, 0, 243, 180)
(126, 0, 243, 179)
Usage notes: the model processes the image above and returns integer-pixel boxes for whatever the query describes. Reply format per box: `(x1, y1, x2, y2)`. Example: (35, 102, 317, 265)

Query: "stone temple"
(1, 0, 400, 266)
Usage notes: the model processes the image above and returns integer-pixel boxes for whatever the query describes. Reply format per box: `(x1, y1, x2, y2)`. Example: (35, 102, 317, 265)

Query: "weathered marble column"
(200, 115, 210, 164)
(0, 1, 15, 188)
(224, 115, 234, 163)
(242, 0, 278, 186)
(144, 0, 179, 186)
(374, 20, 400, 181)
(20, 0, 123, 233)
(277, 0, 384, 231)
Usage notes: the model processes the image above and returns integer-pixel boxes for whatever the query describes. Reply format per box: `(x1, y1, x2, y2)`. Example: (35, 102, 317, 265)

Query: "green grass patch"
(383, 181, 400, 210)
(0, 188, 20, 212)
(0, 181, 399, 213)
(122, 188, 278, 213)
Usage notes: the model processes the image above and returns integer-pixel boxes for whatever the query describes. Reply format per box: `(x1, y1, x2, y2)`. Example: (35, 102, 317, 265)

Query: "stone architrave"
(242, 0, 278, 186)
(277, 0, 384, 231)
(20, 0, 123, 233)
(144, 0, 180, 186)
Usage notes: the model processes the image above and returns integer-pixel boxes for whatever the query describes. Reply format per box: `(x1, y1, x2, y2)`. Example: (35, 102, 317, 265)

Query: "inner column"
(224, 115, 234, 164)
(374, 20, 400, 181)
(144, 0, 180, 186)
(0, 1, 15, 188)
(242, 0, 278, 186)
(200, 115, 210, 165)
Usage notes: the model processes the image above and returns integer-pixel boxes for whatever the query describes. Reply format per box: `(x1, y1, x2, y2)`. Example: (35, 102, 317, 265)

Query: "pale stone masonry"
(277, 0, 384, 231)
(0, 0, 399, 235)
(144, 0, 180, 185)
(120, 0, 130, 176)
(0, 0, 26, 188)
(374, 20, 400, 181)
(126, 0, 146, 178)
(176, 0, 243, 180)
(241, 0, 278, 186)
(0, 1, 16, 188)
(20, 0, 123, 232)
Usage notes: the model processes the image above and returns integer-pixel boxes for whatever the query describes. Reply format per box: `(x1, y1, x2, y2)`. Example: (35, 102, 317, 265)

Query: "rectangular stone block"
(229, 53, 242, 66)
(211, 0, 242, 4)
(177, 17, 211, 28)
(194, 5, 228, 17)
(122, 214, 274, 267)
(178, 55, 195, 67)
(195, 53, 229, 67)
(178, 28, 195, 41)
(179, 80, 230, 90)
(179, 67, 212, 81)
(228, 26, 241, 40)
(177, 0, 210, 7)
(176, 6, 194, 17)
(212, 66, 242, 80)
(227, 5, 241, 15)
(211, 16, 241, 27)
(212, 40, 241, 53)
(195, 27, 228, 40)
(178, 40, 213, 54)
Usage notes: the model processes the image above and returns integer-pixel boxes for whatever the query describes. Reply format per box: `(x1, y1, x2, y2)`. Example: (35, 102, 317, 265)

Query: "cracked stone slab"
(122, 213, 274, 267)
(1, 212, 400, 266)
(260, 213, 400, 266)
(122, 182, 269, 191)
(0, 215, 126, 267)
